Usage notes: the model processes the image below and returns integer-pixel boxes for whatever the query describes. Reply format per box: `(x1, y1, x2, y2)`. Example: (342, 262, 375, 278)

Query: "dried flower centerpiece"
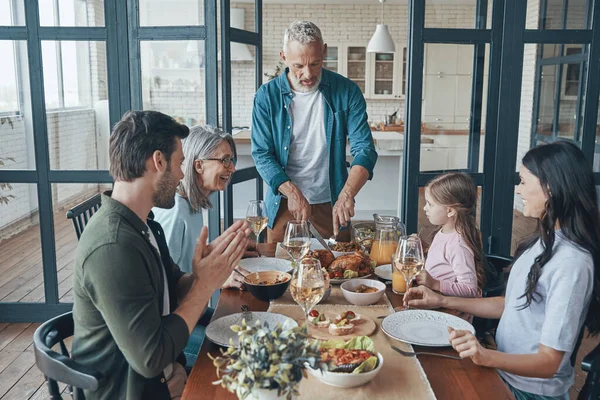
(210, 319, 323, 400)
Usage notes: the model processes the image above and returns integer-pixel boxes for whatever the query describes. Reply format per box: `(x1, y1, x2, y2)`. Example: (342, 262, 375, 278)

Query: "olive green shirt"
(71, 193, 189, 400)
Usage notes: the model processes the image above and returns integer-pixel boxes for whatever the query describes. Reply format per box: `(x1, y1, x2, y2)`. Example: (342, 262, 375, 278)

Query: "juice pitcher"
(369, 214, 407, 266)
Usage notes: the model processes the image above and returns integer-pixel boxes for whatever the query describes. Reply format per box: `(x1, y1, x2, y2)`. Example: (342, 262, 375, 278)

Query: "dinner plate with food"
(299, 309, 377, 341)
(305, 336, 384, 388)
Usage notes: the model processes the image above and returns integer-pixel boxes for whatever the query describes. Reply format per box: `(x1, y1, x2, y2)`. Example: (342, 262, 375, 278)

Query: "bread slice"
(328, 321, 355, 336)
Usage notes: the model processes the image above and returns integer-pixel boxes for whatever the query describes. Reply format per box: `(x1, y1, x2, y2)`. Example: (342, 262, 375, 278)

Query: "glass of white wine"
(246, 200, 268, 257)
(392, 235, 425, 306)
(281, 221, 311, 265)
(290, 257, 325, 330)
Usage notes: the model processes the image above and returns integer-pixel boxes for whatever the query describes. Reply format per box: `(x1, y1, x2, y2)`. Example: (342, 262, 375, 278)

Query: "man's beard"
(288, 72, 321, 93)
(153, 166, 179, 209)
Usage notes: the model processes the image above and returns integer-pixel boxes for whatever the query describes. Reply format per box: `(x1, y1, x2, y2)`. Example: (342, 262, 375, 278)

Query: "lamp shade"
(367, 24, 395, 53)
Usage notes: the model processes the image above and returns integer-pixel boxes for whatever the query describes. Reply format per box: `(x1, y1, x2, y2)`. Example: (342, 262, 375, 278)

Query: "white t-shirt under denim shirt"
(285, 89, 331, 204)
(495, 231, 594, 397)
(152, 193, 204, 274)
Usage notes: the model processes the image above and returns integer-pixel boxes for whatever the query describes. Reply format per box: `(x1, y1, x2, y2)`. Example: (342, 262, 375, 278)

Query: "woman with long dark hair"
(404, 141, 600, 399)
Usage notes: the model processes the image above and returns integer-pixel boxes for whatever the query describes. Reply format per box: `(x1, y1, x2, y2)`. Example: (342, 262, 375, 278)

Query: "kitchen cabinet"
(328, 42, 403, 100)
(420, 146, 449, 171)
(422, 44, 488, 130)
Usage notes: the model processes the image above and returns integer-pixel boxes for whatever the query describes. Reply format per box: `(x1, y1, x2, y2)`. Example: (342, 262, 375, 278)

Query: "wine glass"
(392, 235, 425, 306)
(281, 221, 311, 265)
(246, 200, 268, 257)
(290, 258, 326, 330)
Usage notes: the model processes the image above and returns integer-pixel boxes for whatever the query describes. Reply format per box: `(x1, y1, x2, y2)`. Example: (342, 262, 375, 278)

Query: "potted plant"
(210, 319, 322, 400)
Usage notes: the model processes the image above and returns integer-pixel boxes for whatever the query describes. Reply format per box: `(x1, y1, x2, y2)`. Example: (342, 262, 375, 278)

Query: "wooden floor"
(0, 200, 596, 399)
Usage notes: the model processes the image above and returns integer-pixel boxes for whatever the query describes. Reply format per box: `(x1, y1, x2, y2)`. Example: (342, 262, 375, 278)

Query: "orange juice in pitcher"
(370, 240, 397, 266)
(369, 214, 406, 266)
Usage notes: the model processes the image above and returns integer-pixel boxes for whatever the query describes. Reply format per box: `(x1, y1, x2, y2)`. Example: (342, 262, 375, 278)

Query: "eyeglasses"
(202, 156, 237, 167)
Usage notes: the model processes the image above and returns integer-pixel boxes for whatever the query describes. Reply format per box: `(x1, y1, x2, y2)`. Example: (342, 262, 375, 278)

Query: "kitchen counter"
(232, 129, 434, 145)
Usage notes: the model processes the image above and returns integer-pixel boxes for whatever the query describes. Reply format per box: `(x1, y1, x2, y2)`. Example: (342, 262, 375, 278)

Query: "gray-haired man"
(251, 21, 378, 243)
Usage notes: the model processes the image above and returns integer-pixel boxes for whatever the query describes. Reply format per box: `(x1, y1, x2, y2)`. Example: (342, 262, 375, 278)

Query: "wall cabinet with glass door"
(326, 43, 404, 100)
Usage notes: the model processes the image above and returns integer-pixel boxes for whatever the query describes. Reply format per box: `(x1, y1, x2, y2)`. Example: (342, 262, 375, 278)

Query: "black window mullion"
(402, 0, 425, 232)
(487, 0, 526, 256)
(580, 0, 600, 163)
(23, 0, 59, 305)
(126, 0, 142, 110)
(467, 0, 488, 173)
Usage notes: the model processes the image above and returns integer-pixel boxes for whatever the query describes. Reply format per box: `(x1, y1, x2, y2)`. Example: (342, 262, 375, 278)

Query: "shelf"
(375, 79, 394, 82)
(349, 78, 365, 81)
(348, 60, 366, 63)
(375, 60, 394, 63)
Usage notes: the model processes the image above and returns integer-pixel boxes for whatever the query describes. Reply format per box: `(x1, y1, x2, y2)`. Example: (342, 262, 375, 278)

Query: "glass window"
(139, 0, 204, 26)
(39, 0, 104, 27)
(0, 0, 24, 25)
(230, 2, 256, 33)
(141, 40, 206, 126)
(51, 183, 111, 303)
(425, 0, 492, 29)
(0, 184, 42, 303)
(0, 40, 35, 171)
(42, 41, 109, 170)
(421, 44, 488, 173)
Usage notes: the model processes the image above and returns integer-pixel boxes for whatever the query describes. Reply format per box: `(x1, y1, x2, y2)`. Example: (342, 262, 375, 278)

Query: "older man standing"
(252, 21, 378, 243)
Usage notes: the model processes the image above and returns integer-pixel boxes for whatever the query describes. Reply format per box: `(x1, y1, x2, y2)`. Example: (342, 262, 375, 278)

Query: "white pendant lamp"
(367, 0, 395, 53)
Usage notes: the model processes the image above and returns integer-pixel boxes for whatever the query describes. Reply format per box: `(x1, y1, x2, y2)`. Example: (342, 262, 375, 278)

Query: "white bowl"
(306, 352, 384, 388)
(340, 279, 386, 306)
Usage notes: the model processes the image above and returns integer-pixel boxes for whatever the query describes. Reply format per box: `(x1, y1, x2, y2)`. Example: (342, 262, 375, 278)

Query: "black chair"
(473, 254, 513, 339)
(579, 342, 600, 400)
(66, 194, 102, 240)
(33, 312, 102, 400)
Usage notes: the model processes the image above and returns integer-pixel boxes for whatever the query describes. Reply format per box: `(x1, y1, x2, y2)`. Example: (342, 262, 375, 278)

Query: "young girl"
(404, 141, 600, 399)
(416, 172, 485, 299)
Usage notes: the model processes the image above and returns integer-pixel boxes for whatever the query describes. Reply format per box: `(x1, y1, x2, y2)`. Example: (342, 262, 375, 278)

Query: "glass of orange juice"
(392, 257, 407, 294)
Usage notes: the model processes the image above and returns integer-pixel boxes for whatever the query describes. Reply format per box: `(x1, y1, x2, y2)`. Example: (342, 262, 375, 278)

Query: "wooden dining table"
(182, 243, 514, 400)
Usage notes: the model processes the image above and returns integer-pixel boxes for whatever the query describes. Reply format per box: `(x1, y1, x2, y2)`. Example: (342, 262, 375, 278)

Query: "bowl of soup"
(340, 279, 386, 305)
(243, 270, 291, 302)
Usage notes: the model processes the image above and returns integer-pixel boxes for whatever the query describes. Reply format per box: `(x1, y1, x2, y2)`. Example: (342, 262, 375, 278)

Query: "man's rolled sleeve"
(82, 244, 189, 378)
(346, 86, 377, 179)
(251, 90, 290, 195)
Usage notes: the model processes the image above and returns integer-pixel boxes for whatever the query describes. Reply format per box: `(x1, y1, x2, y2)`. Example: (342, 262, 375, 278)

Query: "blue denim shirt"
(251, 68, 378, 228)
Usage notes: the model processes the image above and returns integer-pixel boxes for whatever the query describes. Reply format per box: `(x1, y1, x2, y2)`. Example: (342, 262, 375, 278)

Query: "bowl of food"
(306, 336, 383, 388)
(340, 278, 386, 306)
(243, 270, 291, 302)
(327, 239, 360, 258)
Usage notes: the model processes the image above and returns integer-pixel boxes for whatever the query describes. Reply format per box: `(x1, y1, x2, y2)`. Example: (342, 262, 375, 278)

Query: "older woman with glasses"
(153, 125, 255, 288)
(152, 124, 256, 370)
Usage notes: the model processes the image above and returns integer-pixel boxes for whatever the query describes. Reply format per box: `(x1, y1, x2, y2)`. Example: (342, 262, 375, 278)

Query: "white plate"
(205, 312, 298, 348)
(238, 257, 293, 273)
(374, 264, 393, 281)
(381, 310, 475, 347)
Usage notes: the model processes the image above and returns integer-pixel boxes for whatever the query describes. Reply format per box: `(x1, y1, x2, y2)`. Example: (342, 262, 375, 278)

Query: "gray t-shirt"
(495, 232, 594, 397)
(152, 193, 204, 273)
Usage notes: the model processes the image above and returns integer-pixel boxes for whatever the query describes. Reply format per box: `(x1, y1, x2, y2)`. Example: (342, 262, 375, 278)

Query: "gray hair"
(283, 21, 323, 54)
(179, 125, 237, 212)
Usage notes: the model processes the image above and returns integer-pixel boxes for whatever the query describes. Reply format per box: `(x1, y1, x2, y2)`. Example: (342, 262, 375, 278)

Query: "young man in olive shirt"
(71, 111, 250, 399)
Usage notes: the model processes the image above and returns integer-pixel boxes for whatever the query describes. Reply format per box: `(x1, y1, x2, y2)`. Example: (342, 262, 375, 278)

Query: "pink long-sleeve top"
(425, 230, 480, 298)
